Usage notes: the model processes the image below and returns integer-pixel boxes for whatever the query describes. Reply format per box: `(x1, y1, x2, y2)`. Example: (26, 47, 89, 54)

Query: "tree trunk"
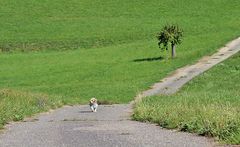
(171, 43, 176, 58)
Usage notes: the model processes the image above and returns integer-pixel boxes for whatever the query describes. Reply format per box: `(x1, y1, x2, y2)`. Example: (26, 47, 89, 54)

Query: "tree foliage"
(157, 25, 183, 58)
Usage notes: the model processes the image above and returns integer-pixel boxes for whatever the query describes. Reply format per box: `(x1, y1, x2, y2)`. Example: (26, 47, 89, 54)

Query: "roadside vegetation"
(0, 89, 64, 128)
(133, 53, 240, 144)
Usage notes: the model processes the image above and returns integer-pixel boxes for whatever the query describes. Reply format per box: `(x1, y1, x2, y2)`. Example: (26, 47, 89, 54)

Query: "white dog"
(89, 98, 98, 112)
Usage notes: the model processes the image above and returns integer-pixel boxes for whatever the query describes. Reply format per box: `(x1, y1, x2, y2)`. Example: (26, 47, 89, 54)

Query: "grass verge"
(0, 89, 66, 129)
(133, 53, 240, 144)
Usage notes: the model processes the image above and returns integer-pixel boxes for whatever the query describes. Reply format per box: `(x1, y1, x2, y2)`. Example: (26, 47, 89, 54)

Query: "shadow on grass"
(133, 56, 164, 62)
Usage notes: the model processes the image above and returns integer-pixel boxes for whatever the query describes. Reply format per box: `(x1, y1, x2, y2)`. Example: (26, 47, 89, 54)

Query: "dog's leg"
(90, 105, 94, 112)
(93, 104, 98, 112)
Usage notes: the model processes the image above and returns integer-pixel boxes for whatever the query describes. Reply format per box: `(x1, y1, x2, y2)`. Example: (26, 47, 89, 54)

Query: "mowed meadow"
(1, 0, 239, 51)
(0, 0, 239, 134)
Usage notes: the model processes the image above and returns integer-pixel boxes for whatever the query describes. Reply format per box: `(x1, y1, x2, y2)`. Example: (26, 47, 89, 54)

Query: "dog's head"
(90, 98, 97, 104)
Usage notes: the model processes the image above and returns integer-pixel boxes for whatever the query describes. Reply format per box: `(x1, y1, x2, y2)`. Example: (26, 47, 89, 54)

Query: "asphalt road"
(0, 105, 214, 147)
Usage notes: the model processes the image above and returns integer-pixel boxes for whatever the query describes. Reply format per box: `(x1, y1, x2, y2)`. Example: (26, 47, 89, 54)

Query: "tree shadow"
(133, 56, 164, 62)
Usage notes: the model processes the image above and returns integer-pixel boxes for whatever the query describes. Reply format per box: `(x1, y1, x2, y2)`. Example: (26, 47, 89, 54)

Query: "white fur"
(89, 98, 98, 112)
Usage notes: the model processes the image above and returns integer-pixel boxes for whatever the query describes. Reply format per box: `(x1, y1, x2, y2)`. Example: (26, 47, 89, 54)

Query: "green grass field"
(133, 53, 240, 144)
(0, 0, 239, 52)
(0, 0, 240, 144)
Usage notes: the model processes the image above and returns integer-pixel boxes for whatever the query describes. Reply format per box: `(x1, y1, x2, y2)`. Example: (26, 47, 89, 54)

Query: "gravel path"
(0, 38, 239, 147)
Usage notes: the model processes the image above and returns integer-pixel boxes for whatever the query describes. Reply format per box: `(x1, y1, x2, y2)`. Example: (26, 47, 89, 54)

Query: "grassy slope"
(0, 41, 193, 104)
(0, 0, 239, 51)
(0, 0, 239, 102)
(133, 53, 240, 144)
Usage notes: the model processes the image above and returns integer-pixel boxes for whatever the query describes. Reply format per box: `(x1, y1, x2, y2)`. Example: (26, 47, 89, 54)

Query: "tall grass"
(133, 53, 240, 144)
(0, 89, 64, 128)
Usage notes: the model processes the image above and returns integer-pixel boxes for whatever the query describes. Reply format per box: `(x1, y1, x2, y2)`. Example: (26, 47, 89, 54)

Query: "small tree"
(157, 24, 183, 58)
